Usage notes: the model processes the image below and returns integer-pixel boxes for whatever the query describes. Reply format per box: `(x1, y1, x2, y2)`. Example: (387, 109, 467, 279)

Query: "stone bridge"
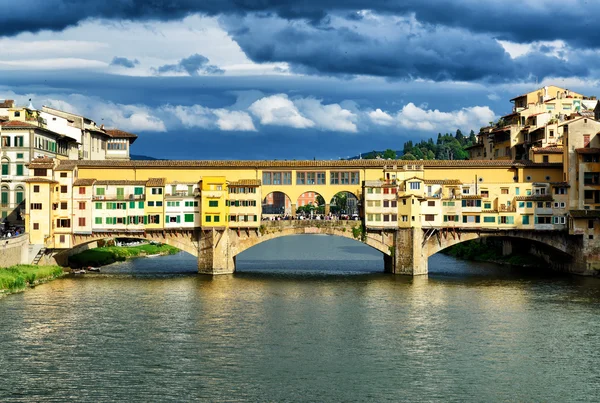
(56, 221, 586, 275)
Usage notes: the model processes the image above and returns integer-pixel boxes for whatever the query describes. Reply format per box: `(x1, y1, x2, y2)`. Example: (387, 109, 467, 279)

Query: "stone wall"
(0, 234, 28, 268)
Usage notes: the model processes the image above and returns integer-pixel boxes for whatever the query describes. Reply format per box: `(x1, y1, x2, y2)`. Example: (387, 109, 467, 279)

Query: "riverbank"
(0, 265, 64, 296)
(69, 244, 180, 268)
(444, 240, 547, 267)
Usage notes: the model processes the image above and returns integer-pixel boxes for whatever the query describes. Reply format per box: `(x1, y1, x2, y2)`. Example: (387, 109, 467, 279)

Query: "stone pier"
(384, 227, 428, 276)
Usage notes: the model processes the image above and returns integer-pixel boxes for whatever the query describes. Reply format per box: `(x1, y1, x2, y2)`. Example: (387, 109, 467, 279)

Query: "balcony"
(92, 193, 145, 201)
(166, 190, 196, 198)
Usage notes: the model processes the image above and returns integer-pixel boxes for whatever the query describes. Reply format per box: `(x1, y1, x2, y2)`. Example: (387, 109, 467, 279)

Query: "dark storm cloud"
(223, 15, 590, 82)
(156, 54, 224, 76)
(110, 56, 139, 68)
(2, 0, 600, 49)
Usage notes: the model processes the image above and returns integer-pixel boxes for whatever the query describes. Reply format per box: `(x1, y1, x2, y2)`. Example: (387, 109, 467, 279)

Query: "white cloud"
(369, 103, 495, 133)
(368, 108, 395, 126)
(248, 94, 314, 128)
(294, 98, 357, 133)
(162, 105, 214, 128)
(213, 109, 256, 131)
(396, 103, 495, 132)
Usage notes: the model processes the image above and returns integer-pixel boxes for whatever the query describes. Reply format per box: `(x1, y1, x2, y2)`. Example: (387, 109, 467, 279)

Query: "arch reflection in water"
(236, 234, 384, 275)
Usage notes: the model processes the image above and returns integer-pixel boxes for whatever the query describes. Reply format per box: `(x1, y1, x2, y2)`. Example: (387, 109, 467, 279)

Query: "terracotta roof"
(95, 180, 147, 186)
(532, 147, 563, 154)
(54, 160, 78, 171)
(23, 178, 57, 183)
(228, 179, 261, 186)
(27, 157, 55, 169)
(515, 195, 553, 201)
(55, 159, 563, 170)
(0, 100, 15, 108)
(570, 210, 600, 218)
(73, 179, 96, 186)
(146, 178, 165, 187)
(461, 195, 482, 200)
(0, 120, 37, 129)
(405, 176, 424, 182)
(423, 179, 462, 185)
(0, 116, 8, 122)
(105, 129, 138, 143)
(576, 148, 600, 154)
(550, 182, 570, 187)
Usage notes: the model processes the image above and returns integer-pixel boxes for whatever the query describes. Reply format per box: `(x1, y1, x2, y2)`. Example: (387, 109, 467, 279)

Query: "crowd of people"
(262, 214, 360, 221)
(2, 226, 23, 238)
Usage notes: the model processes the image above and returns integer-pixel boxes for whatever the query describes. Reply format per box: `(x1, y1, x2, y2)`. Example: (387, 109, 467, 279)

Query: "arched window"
(15, 186, 24, 205)
(1, 158, 8, 176)
(1, 186, 9, 208)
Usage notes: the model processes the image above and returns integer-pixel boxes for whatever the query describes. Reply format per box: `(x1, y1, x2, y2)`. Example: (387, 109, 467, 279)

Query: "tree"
(455, 129, 464, 143)
(400, 153, 416, 160)
(382, 149, 397, 159)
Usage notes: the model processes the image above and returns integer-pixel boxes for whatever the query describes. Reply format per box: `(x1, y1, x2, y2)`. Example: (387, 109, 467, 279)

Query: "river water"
(1, 235, 600, 402)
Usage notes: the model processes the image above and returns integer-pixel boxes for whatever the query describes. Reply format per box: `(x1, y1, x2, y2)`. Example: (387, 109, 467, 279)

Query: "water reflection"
(2, 236, 600, 401)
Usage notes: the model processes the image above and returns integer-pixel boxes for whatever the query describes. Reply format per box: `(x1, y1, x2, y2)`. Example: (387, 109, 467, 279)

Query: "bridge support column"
(325, 204, 330, 215)
(290, 203, 296, 216)
(197, 229, 236, 275)
(385, 228, 428, 276)
(502, 239, 513, 256)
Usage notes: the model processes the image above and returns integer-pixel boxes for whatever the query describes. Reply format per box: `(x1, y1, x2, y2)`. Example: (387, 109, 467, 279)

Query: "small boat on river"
(86, 267, 101, 272)
(72, 269, 86, 275)
(146, 254, 161, 258)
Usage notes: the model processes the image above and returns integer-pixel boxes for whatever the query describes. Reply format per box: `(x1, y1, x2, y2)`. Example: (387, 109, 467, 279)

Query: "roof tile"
(73, 179, 96, 186)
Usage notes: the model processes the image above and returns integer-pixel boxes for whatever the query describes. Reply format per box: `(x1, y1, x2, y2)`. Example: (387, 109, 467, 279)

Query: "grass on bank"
(69, 243, 180, 268)
(0, 265, 64, 292)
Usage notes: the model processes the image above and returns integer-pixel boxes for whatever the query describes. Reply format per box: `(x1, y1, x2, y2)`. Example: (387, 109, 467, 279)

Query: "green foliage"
(382, 149, 397, 159)
(399, 130, 473, 161)
(69, 244, 179, 268)
(352, 224, 366, 242)
(0, 265, 63, 292)
(259, 225, 266, 236)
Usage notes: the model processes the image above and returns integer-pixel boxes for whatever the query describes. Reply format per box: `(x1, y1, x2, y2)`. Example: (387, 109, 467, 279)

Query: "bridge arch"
(231, 221, 392, 259)
(423, 229, 579, 272)
(262, 191, 293, 216)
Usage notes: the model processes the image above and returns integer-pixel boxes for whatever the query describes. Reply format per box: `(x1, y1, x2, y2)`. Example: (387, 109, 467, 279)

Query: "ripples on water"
(1, 235, 600, 402)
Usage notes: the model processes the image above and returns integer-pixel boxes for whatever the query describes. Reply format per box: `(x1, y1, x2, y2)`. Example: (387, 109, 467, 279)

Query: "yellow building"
(200, 176, 228, 227)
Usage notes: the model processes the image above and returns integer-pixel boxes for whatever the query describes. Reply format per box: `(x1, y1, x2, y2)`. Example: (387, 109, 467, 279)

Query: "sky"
(2, 1, 600, 160)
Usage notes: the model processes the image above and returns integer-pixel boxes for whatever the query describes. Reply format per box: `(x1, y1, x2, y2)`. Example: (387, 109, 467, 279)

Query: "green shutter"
(95, 217, 102, 224)
(134, 187, 143, 195)
(129, 201, 135, 209)
(166, 215, 170, 223)
(16, 164, 23, 176)
(176, 215, 181, 223)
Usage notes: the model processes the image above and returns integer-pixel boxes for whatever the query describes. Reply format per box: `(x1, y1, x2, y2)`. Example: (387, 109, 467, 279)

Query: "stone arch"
(295, 190, 326, 216)
(53, 231, 201, 266)
(424, 229, 576, 261)
(262, 191, 293, 216)
(232, 224, 392, 259)
(329, 191, 360, 217)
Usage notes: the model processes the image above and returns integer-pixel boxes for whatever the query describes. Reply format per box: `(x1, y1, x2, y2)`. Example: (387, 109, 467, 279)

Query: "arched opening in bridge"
(428, 236, 574, 277)
(329, 191, 360, 218)
(296, 191, 325, 218)
(61, 236, 198, 274)
(262, 191, 292, 217)
(235, 234, 384, 275)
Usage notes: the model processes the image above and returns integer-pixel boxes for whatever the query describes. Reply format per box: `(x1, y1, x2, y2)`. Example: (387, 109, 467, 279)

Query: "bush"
(0, 265, 63, 292)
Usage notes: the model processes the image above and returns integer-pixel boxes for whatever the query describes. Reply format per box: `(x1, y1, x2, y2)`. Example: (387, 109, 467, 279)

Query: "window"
(209, 200, 219, 207)
(214, 215, 220, 223)
(148, 215, 160, 224)
(33, 223, 39, 230)
(522, 215, 530, 225)
(61, 202, 67, 210)
(584, 135, 591, 147)
(484, 203, 492, 209)
(589, 220, 594, 229)
(95, 217, 102, 224)
(553, 216, 566, 225)
(30, 203, 42, 210)
(134, 187, 144, 195)
(78, 187, 86, 195)
(543, 156, 549, 163)
(500, 216, 514, 224)
(96, 188, 105, 196)
(425, 214, 435, 221)
(462, 200, 482, 208)
(501, 188, 509, 194)
(33, 185, 40, 193)
(409, 182, 420, 190)
(205, 215, 211, 222)
(427, 201, 435, 207)
(549, 130, 554, 137)
(330, 171, 359, 185)
(95, 202, 102, 209)
(554, 187, 567, 195)
(481, 190, 489, 198)
(184, 214, 194, 223)
(462, 187, 470, 195)
(148, 201, 154, 207)
(483, 216, 495, 223)
(536, 216, 552, 224)
(16, 164, 23, 176)
(1, 137, 10, 147)
(78, 217, 86, 226)
(151, 188, 163, 195)
(78, 202, 85, 210)
(16, 153, 23, 159)
(56, 219, 71, 228)
(59, 235, 66, 243)
(156, 201, 163, 207)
